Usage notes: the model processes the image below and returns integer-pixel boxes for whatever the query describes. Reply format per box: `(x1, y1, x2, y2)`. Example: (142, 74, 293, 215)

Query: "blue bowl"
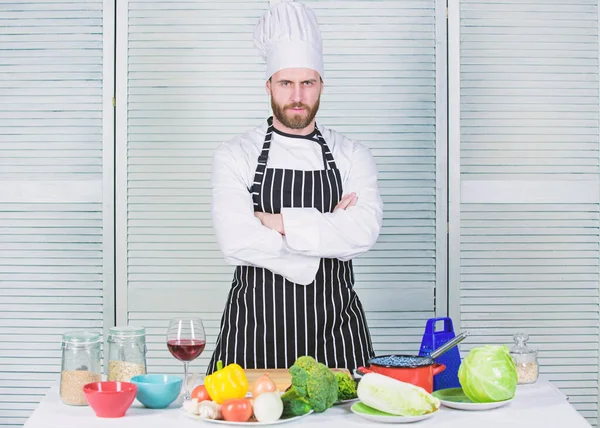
(130, 374, 182, 409)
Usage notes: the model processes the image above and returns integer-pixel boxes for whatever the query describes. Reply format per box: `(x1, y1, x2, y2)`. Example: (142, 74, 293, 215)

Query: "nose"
(291, 84, 302, 103)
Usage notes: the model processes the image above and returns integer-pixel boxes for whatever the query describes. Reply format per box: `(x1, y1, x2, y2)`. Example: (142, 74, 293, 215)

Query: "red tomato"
(191, 385, 212, 402)
(221, 398, 253, 422)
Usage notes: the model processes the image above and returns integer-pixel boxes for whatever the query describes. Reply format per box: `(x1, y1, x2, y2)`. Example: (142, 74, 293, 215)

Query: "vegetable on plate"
(280, 388, 311, 417)
(252, 391, 284, 423)
(335, 371, 357, 401)
(204, 360, 249, 404)
(183, 398, 222, 420)
(198, 401, 222, 420)
(458, 345, 518, 403)
(221, 398, 253, 422)
(280, 355, 338, 415)
(357, 372, 440, 416)
(251, 374, 278, 398)
(191, 384, 212, 402)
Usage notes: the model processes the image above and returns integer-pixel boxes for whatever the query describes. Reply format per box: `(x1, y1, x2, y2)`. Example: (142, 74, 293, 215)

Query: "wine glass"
(167, 318, 206, 400)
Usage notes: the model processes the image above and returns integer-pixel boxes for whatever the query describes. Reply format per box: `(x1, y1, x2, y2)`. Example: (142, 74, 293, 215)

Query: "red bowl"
(83, 382, 137, 418)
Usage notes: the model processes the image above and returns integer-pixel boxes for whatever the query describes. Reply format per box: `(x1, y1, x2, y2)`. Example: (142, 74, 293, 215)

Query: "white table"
(25, 379, 592, 428)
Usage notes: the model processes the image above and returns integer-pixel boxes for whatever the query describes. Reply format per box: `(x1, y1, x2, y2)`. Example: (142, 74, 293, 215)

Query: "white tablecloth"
(24, 379, 591, 428)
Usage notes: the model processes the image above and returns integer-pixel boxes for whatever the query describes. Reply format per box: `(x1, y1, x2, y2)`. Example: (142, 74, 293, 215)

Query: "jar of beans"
(106, 326, 147, 382)
(59, 331, 102, 406)
(509, 332, 539, 384)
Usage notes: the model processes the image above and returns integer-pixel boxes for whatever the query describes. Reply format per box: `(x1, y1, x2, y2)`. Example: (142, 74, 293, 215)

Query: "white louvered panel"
(0, 203, 105, 428)
(459, 205, 600, 423)
(122, 0, 269, 378)
(367, 311, 435, 359)
(453, 0, 599, 425)
(460, 0, 599, 182)
(0, 0, 108, 425)
(122, 0, 441, 377)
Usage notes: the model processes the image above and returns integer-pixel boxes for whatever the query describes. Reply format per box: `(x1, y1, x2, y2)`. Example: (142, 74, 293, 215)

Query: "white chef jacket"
(211, 120, 384, 286)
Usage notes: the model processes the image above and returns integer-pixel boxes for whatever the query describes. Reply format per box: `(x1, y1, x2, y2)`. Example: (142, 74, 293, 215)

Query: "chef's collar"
(273, 125, 319, 141)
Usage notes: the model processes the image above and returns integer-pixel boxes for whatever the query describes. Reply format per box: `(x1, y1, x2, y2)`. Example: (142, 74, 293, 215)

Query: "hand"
(334, 192, 358, 212)
(254, 212, 285, 235)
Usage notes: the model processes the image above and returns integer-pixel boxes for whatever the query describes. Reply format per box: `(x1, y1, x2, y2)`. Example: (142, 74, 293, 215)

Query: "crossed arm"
(255, 144, 383, 261)
(211, 142, 383, 284)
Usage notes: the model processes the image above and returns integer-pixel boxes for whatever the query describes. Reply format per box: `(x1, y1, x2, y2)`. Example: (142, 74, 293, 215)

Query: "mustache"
(285, 103, 310, 109)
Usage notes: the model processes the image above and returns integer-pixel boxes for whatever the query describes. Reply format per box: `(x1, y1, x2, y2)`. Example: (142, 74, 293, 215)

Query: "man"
(207, 1, 383, 374)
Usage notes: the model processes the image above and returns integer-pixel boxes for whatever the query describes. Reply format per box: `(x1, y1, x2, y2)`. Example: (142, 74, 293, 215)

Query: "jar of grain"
(59, 331, 102, 406)
(509, 332, 539, 384)
(107, 326, 147, 382)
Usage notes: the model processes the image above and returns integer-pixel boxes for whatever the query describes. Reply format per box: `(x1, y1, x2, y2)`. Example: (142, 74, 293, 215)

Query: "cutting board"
(244, 368, 350, 392)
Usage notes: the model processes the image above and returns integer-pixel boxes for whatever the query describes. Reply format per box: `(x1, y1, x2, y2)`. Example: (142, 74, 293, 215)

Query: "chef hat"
(254, 0, 324, 80)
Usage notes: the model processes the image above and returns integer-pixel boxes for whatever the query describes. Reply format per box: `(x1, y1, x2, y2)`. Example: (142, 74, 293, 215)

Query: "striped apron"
(207, 117, 374, 374)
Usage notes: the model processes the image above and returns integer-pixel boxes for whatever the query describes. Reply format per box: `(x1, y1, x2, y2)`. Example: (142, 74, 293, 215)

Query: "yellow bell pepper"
(204, 360, 249, 404)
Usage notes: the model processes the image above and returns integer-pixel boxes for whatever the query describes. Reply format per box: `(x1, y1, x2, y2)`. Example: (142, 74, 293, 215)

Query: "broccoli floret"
(305, 364, 338, 412)
(280, 388, 311, 417)
(289, 363, 310, 396)
(335, 371, 358, 401)
(293, 355, 318, 371)
(285, 356, 339, 414)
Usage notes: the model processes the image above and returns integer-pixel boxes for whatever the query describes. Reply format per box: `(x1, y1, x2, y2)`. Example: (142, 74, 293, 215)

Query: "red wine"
(167, 339, 206, 361)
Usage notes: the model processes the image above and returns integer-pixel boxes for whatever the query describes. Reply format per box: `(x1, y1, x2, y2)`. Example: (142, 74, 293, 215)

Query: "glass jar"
(509, 332, 539, 384)
(106, 326, 147, 382)
(59, 331, 102, 406)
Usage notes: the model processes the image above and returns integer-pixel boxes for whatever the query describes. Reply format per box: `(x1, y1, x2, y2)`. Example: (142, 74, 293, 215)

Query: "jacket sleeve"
(281, 142, 383, 261)
(211, 143, 321, 285)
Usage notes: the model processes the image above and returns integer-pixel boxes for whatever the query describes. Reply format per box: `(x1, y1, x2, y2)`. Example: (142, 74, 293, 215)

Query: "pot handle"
(356, 366, 372, 376)
(433, 363, 446, 375)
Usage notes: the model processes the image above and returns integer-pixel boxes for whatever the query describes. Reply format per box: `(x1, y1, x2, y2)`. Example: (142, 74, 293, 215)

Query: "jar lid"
(61, 331, 102, 348)
(108, 326, 146, 340)
(510, 332, 537, 355)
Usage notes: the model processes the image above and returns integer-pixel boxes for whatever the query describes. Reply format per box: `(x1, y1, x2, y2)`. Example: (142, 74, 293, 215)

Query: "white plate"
(351, 402, 437, 424)
(336, 397, 359, 405)
(183, 410, 314, 426)
(432, 388, 513, 411)
(437, 399, 512, 411)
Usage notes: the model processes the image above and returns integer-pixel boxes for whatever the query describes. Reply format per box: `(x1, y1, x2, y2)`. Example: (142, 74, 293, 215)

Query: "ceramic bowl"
(83, 381, 137, 418)
(130, 374, 182, 409)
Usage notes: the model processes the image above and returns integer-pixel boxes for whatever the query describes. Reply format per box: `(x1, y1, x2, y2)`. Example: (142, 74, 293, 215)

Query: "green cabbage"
(458, 345, 518, 403)
(356, 373, 440, 416)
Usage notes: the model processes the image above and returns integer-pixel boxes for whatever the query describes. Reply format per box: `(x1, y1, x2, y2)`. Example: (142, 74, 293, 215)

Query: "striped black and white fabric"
(207, 117, 374, 373)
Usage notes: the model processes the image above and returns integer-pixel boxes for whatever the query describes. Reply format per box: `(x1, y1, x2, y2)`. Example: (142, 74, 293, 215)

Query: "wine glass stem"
(183, 361, 190, 400)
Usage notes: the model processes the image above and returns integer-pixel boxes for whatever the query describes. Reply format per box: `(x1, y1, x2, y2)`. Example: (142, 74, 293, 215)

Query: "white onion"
(252, 392, 283, 422)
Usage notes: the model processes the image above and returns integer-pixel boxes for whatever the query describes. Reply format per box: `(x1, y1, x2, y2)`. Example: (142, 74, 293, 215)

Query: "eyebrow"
(276, 79, 317, 84)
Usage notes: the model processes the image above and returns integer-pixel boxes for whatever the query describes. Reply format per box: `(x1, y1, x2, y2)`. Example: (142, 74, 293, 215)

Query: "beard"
(271, 96, 320, 130)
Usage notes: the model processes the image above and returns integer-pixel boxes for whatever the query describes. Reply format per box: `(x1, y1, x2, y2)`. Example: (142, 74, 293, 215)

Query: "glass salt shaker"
(106, 326, 147, 382)
(510, 332, 539, 384)
(59, 331, 102, 406)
